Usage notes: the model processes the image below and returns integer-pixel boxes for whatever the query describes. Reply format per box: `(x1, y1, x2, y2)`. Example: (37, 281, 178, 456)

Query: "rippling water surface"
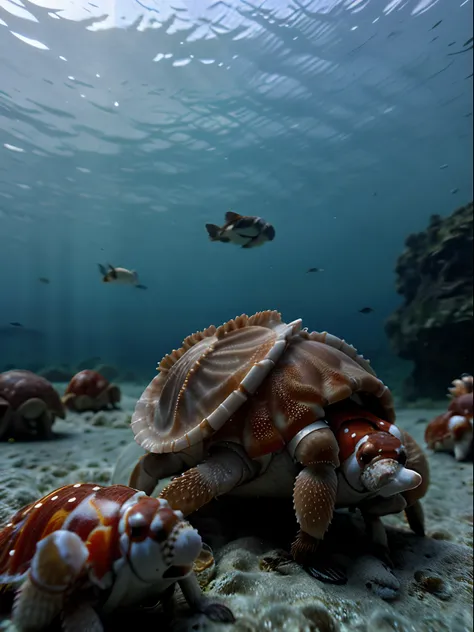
(0, 0, 472, 371)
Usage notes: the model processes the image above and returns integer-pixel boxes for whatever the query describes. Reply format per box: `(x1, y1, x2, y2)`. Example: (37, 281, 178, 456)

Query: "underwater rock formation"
(385, 202, 473, 400)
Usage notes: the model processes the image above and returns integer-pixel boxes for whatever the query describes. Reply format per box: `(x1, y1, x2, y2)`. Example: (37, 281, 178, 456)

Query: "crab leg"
(130, 452, 188, 496)
(61, 601, 103, 632)
(12, 531, 89, 632)
(179, 573, 235, 623)
(400, 429, 429, 536)
(287, 424, 340, 564)
(159, 445, 258, 516)
(359, 495, 407, 566)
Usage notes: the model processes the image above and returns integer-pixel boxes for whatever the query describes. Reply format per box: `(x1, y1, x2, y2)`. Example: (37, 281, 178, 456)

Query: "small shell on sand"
(193, 543, 216, 589)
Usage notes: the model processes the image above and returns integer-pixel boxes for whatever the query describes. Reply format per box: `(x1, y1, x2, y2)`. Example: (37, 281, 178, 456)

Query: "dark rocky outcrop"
(385, 201, 473, 400)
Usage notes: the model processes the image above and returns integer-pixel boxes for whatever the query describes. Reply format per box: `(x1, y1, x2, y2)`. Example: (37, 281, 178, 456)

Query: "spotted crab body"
(0, 483, 233, 631)
(62, 370, 121, 412)
(112, 311, 427, 573)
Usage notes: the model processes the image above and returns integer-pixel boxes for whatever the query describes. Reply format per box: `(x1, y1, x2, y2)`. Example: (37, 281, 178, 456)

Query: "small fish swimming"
(205, 211, 275, 249)
(306, 267, 324, 273)
(9, 322, 23, 328)
(38, 277, 50, 284)
(98, 264, 147, 290)
(359, 307, 374, 314)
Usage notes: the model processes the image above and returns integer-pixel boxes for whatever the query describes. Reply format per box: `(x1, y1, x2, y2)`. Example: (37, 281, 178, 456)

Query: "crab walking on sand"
(0, 483, 235, 631)
(425, 374, 473, 461)
(112, 310, 428, 573)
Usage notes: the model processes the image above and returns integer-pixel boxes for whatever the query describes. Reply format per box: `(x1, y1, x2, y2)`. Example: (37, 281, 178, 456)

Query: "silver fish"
(98, 264, 147, 290)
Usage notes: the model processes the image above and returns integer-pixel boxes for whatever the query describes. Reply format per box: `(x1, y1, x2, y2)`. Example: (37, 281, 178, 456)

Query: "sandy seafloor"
(0, 383, 472, 632)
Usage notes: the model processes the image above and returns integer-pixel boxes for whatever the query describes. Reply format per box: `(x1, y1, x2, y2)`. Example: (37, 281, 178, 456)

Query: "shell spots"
(0, 484, 138, 581)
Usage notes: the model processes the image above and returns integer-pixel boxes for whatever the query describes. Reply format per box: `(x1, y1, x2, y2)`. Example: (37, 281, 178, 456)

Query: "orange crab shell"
(0, 483, 137, 587)
(133, 311, 395, 461)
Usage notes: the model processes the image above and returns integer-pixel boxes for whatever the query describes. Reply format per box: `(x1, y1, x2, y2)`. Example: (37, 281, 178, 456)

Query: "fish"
(38, 277, 50, 284)
(9, 322, 23, 328)
(98, 264, 147, 290)
(205, 211, 275, 249)
(358, 307, 374, 314)
(306, 267, 324, 273)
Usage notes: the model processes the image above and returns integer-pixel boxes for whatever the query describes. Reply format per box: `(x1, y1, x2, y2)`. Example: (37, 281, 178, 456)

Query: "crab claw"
(361, 459, 421, 497)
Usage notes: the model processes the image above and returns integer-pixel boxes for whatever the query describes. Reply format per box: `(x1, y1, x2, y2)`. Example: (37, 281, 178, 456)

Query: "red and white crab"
(323, 399, 429, 572)
(0, 483, 234, 631)
(425, 374, 473, 461)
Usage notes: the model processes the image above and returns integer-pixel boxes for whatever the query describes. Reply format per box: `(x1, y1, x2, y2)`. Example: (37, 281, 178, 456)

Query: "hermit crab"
(0, 483, 234, 631)
(0, 369, 65, 440)
(112, 310, 428, 574)
(425, 374, 473, 461)
(62, 370, 121, 412)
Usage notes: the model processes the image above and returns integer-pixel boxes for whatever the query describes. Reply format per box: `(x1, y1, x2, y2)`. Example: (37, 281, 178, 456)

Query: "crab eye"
(152, 528, 168, 543)
(129, 525, 147, 541)
(359, 451, 374, 465)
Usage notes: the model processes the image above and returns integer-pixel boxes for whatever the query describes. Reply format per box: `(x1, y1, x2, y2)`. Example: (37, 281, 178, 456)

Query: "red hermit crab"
(62, 370, 121, 412)
(112, 310, 428, 576)
(425, 374, 473, 461)
(0, 369, 65, 440)
(0, 483, 234, 631)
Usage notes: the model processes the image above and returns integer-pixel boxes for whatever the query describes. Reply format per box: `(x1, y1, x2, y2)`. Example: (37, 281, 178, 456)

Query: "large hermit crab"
(0, 370, 65, 440)
(425, 374, 473, 461)
(62, 370, 121, 412)
(112, 311, 427, 571)
(0, 483, 234, 631)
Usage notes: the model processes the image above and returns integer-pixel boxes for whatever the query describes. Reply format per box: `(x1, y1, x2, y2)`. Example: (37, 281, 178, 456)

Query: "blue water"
(0, 0, 472, 379)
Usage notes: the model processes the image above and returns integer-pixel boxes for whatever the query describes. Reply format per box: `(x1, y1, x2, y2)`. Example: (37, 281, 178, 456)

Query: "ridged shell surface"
(132, 310, 302, 453)
(211, 330, 395, 458)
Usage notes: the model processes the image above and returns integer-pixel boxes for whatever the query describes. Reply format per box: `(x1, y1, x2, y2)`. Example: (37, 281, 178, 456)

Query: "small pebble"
(414, 570, 452, 600)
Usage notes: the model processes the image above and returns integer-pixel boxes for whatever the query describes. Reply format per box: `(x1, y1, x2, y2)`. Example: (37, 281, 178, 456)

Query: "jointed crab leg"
(158, 445, 258, 516)
(287, 424, 340, 563)
(130, 452, 188, 496)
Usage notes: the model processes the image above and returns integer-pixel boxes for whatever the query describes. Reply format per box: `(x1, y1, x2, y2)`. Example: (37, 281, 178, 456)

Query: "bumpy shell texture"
(131, 312, 394, 458)
(0, 370, 65, 418)
(213, 330, 394, 458)
(132, 311, 302, 453)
